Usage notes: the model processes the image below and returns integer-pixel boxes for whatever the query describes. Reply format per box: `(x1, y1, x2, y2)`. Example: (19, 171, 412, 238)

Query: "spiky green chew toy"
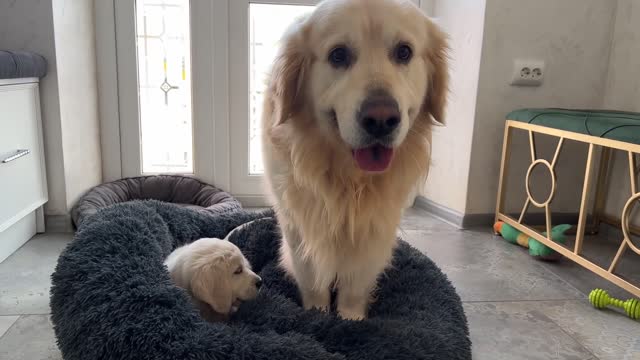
(493, 221, 570, 261)
(589, 289, 640, 320)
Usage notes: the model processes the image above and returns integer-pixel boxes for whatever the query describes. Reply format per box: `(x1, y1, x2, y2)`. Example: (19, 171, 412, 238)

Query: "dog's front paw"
(337, 291, 369, 320)
(301, 288, 330, 312)
(337, 306, 366, 321)
(306, 303, 330, 312)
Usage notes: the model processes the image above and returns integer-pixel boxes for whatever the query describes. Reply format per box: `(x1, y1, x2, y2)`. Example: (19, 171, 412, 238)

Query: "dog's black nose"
(358, 90, 400, 138)
(256, 278, 263, 289)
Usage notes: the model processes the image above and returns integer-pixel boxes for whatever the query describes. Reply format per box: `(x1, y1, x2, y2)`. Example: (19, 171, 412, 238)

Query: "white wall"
(601, 0, 640, 220)
(52, 0, 102, 210)
(423, 0, 487, 214)
(465, 0, 617, 215)
(0, 0, 102, 218)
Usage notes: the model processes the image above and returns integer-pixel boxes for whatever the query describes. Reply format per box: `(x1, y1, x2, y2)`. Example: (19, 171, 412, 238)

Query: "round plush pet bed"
(51, 201, 471, 360)
(70, 175, 240, 228)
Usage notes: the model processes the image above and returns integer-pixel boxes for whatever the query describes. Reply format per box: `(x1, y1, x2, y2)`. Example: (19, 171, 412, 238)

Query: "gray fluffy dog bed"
(51, 201, 471, 359)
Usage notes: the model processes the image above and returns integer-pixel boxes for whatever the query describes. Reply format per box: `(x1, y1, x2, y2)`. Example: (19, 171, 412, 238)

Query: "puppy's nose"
(255, 277, 263, 289)
(358, 90, 400, 138)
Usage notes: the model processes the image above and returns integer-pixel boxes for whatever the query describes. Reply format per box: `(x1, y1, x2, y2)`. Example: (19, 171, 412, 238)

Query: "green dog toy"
(589, 289, 640, 320)
(493, 221, 570, 261)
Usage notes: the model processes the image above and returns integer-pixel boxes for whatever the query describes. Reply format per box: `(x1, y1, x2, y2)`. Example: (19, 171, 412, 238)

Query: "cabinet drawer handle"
(2, 149, 30, 163)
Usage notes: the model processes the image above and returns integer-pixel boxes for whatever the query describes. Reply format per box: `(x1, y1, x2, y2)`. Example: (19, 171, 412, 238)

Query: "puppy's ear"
(421, 19, 449, 125)
(190, 264, 232, 315)
(269, 17, 310, 126)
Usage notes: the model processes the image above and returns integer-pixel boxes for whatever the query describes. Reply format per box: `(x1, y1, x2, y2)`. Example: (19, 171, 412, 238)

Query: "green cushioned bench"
(507, 108, 640, 145)
(496, 108, 640, 299)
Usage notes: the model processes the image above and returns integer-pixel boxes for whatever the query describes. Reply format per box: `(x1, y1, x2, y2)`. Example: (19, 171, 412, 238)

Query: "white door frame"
(95, 0, 432, 206)
(113, 0, 217, 184)
(228, 0, 319, 200)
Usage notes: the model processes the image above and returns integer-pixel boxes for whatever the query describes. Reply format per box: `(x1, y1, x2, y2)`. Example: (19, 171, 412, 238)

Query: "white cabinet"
(0, 78, 47, 262)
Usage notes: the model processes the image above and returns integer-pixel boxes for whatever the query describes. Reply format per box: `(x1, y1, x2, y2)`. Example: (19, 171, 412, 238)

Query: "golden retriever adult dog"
(261, 0, 448, 320)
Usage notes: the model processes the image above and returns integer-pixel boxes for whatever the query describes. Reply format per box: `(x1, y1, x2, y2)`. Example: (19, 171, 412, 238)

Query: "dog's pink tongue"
(353, 145, 394, 172)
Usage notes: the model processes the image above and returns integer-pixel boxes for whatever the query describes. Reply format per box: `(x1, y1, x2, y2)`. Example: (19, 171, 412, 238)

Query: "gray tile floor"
(1, 207, 639, 359)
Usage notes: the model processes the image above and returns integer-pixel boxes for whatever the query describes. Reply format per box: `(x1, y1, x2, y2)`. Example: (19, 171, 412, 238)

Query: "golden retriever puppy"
(261, 0, 448, 320)
(164, 238, 262, 321)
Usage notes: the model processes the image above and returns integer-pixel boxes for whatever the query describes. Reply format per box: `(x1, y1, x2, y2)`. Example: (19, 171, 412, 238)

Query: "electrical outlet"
(510, 59, 545, 86)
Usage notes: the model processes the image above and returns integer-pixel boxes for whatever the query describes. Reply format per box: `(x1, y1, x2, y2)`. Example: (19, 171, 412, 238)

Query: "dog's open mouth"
(352, 145, 394, 172)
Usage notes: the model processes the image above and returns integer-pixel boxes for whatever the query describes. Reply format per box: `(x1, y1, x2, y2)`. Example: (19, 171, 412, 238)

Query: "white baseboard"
(413, 196, 465, 228)
(413, 196, 583, 229)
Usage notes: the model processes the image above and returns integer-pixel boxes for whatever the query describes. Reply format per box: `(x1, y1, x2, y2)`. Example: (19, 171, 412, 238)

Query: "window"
(136, 0, 194, 174)
(248, 3, 315, 175)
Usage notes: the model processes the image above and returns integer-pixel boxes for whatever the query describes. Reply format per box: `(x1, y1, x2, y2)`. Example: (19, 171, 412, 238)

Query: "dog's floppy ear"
(270, 17, 310, 126)
(190, 263, 232, 315)
(421, 19, 449, 125)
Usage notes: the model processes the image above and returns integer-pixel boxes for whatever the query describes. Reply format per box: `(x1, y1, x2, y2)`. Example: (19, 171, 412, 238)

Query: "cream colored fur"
(261, 0, 448, 320)
(164, 237, 262, 321)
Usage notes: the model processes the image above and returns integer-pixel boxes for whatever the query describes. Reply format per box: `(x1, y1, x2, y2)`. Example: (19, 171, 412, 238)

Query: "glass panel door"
(115, 0, 215, 183)
(229, 0, 317, 199)
(248, 3, 317, 175)
(136, 0, 194, 174)
(113, 0, 422, 204)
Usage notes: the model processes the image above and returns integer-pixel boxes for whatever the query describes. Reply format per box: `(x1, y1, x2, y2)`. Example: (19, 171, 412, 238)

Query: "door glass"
(136, 0, 193, 174)
(248, 3, 315, 175)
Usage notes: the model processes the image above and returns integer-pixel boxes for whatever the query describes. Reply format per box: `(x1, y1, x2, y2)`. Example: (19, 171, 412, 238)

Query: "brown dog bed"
(71, 175, 241, 228)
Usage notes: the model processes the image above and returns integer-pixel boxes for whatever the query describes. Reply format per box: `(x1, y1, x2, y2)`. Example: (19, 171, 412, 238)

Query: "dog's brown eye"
(234, 267, 243, 275)
(394, 44, 413, 64)
(328, 46, 352, 68)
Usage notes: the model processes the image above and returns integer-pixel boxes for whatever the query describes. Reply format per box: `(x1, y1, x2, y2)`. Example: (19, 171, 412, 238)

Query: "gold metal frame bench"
(495, 120, 640, 297)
